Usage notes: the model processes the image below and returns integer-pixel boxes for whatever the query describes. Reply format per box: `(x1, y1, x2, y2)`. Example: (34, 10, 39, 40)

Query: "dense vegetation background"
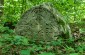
(0, 0, 85, 55)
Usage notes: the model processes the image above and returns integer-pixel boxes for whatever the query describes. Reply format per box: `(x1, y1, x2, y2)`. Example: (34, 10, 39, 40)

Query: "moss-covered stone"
(15, 3, 72, 41)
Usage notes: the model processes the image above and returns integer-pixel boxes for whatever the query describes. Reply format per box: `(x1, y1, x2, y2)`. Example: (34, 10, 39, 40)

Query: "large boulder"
(15, 3, 72, 41)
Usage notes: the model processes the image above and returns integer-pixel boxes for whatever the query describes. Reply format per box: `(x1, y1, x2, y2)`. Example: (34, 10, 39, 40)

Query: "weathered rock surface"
(15, 3, 72, 41)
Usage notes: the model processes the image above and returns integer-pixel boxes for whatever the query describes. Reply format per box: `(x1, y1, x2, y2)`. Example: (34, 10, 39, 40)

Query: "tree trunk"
(0, 0, 4, 17)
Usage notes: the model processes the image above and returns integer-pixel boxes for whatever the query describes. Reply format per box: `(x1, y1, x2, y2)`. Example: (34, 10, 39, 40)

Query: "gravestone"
(15, 3, 72, 41)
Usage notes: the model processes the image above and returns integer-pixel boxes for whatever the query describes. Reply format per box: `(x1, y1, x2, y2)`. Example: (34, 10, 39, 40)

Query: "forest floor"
(0, 23, 85, 55)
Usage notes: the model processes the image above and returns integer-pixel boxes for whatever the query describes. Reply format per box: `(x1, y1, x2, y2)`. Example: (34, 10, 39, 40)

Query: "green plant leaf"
(21, 37, 29, 45)
(38, 52, 55, 55)
(20, 49, 30, 55)
(70, 53, 79, 55)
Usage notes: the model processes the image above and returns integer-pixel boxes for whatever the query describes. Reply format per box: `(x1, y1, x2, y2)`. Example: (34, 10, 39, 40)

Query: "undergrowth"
(0, 31, 85, 55)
